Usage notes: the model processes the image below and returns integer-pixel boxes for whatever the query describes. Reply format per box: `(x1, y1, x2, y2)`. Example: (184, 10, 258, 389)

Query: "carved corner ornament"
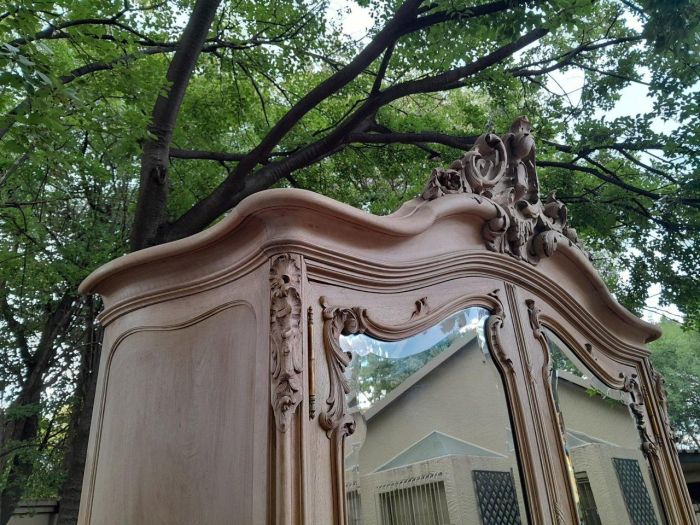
(651, 365, 676, 444)
(421, 116, 589, 264)
(621, 372, 659, 459)
(269, 254, 303, 433)
(318, 297, 364, 440)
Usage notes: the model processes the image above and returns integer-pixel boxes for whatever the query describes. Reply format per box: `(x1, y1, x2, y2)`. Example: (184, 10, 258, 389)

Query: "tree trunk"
(129, 0, 222, 251)
(0, 293, 77, 525)
(0, 393, 40, 525)
(56, 299, 102, 525)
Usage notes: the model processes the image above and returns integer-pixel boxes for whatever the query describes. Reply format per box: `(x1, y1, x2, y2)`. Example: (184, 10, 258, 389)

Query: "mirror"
(341, 307, 529, 525)
(544, 328, 666, 525)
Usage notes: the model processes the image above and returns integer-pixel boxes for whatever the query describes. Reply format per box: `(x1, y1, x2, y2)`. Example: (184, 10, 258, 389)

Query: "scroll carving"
(525, 298, 542, 338)
(651, 366, 675, 444)
(621, 373, 659, 458)
(484, 290, 513, 374)
(269, 254, 303, 433)
(318, 298, 364, 439)
(421, 116, 588, 264)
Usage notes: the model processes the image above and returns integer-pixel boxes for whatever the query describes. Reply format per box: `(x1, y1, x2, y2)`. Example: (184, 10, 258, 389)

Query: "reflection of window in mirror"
(341, 307, 529, 525)
(544, 328, 667, 525)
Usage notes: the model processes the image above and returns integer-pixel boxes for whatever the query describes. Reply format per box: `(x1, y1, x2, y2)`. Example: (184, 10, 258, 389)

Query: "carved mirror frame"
(303, 117, 694, 524)
(312, 283, 691, 525)
(76, 117, 695, 525)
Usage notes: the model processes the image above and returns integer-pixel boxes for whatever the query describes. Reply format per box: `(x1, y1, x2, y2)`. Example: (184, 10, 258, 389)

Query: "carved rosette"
(269, 254, 303, 433)
(421, 116, 588, 264)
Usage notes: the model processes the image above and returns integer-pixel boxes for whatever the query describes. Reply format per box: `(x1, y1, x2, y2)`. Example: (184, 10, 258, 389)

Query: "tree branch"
(169, 148, 245, 162)
(346, 131, 478, 150)
(230, 0, 424, 180)
(163, 28, 548, 241)
(129, 0, 222, 251)
(538, 160, 700, 207)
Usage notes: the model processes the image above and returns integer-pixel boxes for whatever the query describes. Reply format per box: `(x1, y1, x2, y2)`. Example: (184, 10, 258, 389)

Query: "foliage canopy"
(0, 0, 699, 519)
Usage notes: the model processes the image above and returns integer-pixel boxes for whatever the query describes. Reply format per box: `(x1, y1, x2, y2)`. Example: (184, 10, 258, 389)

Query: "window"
(613, 458, 659, 525)
(346, 489, 363, 525)
(472, 470, 523, 525)
(377, 475, 449, 525)
(575, 472, 601, 525)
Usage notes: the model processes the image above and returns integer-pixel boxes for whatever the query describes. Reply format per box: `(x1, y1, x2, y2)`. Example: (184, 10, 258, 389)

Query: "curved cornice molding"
(80, 187, 659, 343)
(79, 188, 501, 295)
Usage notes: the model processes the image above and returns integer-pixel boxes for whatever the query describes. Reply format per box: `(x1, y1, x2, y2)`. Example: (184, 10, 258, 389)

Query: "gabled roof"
(375, 431, 505, 473)
(364, 333, 479, 421)
(566, 429, 620, 448)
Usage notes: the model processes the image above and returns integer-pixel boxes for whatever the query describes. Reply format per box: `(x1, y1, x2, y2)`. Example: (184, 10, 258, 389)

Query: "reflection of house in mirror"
(344, 330, 665, 525)
(555, 369, 665, 525)
(344, 330, 528, 525)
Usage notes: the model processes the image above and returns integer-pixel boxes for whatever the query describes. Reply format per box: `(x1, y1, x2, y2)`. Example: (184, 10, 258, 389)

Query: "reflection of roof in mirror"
(340, 308, 488, 359)
(566, 429, 620, 448)
(361, 332, 481, 419)
(375, 431, 506, 473)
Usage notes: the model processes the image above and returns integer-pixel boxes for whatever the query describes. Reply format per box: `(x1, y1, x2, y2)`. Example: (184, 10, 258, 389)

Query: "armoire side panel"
(82, 303, 258, 524)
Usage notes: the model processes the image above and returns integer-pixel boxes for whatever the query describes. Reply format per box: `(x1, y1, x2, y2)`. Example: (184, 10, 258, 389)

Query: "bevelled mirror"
(544, 328, 667, 525)
(340, 307, 529, 525)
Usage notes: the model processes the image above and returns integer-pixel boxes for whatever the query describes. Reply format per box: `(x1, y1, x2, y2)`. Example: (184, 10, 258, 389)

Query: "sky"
(327, 0, 684, 324)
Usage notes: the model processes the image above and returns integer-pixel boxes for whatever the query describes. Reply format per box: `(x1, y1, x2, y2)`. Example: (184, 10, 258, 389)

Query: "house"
(7, 501, 58, 525)
(344, 326, 665, 524)
(678, 450, 700, 521)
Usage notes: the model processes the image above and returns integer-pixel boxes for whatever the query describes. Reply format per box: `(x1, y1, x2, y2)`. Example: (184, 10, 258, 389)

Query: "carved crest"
(421, 116, 588, 264)
(269, 254, 303, 433)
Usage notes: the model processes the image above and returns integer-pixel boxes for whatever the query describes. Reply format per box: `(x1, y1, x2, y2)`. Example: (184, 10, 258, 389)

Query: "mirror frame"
(317, 289, 568, 524)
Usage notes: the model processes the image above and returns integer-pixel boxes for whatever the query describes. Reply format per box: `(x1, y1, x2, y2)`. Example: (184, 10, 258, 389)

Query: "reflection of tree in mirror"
(547, 338, 582, 377)
(648, 319, 700, 450)
(349, 331, 461, 406)
(584, 387, 625, 408)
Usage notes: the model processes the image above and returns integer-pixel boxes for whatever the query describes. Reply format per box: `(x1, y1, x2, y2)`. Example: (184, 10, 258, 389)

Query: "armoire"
(77, 117, 695, 524)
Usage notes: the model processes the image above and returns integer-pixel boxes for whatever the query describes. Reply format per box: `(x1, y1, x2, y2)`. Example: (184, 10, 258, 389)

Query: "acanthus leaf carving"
(269, 254, 303, 433)
(620, 372, 659, 458)
(421, 116, 589, 264)
(318, 297, 364, 439)
(651, 365, 676, 444)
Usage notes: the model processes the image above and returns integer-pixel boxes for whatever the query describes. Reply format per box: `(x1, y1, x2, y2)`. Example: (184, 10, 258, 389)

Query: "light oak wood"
(78, 120, 692, 524)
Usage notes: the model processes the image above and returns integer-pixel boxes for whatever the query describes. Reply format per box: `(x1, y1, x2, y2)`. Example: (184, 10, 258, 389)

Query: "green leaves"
(649, 319, 700, 448)
(0, 0, 699, 501)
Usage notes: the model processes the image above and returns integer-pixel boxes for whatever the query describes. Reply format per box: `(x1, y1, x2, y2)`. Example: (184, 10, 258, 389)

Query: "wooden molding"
(319, 290, 555, 524)
(269, 254, 304, 525)
(506, 289, 575, 523)
(270, 254, 304, 433)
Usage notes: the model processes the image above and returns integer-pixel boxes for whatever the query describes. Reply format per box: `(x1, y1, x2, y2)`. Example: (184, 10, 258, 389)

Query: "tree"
(649, 318, 700, 450)
(1, 0, 699, 521)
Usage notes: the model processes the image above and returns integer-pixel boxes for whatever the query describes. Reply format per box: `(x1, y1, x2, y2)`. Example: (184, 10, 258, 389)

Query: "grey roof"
(375, 431, 504, 472)
(566, 429, 619, 448)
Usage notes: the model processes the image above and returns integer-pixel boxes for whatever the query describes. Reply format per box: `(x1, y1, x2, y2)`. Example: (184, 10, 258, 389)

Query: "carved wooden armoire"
(77, 118, 695, 524)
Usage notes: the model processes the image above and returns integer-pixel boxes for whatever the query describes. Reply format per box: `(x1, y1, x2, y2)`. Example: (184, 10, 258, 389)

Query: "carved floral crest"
(421, 116, 588, 264)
